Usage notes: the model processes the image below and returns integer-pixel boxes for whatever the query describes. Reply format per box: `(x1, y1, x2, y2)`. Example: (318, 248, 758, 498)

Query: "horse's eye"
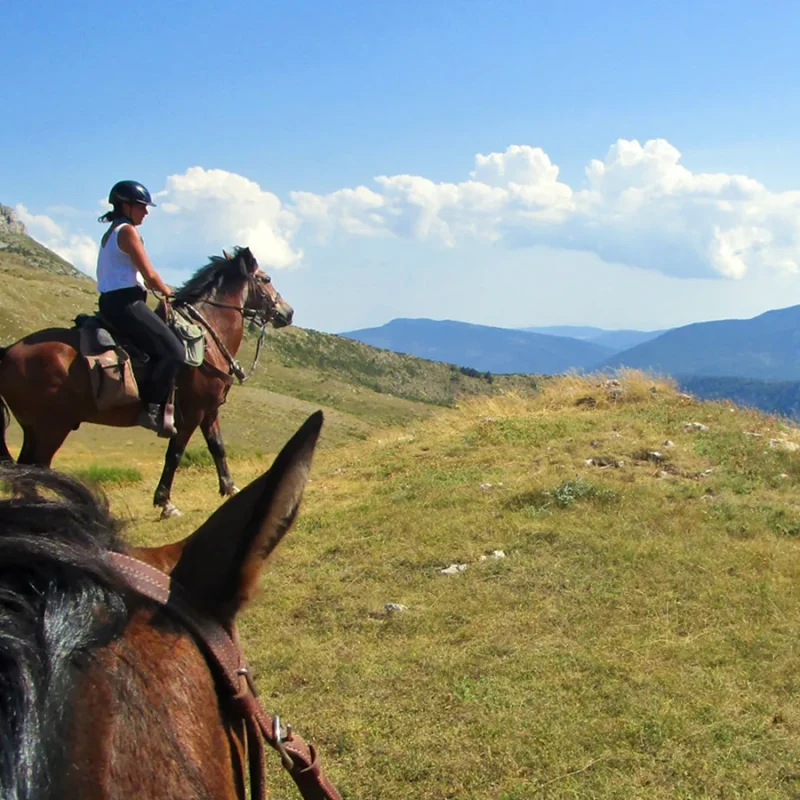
(262, 276, 271, 285)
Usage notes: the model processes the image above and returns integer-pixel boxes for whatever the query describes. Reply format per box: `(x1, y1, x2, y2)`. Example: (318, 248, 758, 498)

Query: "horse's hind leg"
(200, 413, 238, 497)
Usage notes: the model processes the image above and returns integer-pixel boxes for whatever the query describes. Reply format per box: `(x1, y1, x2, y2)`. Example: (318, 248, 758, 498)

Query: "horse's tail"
(0, 348, 14, 464)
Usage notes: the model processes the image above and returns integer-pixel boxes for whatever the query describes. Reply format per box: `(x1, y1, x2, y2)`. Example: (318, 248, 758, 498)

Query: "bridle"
(174, 274, 280, 384)
(108, 551, 342, 800)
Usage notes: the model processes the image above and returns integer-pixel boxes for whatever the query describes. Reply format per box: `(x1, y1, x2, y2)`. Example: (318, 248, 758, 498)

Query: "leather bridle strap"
(107, 552, 342, 800)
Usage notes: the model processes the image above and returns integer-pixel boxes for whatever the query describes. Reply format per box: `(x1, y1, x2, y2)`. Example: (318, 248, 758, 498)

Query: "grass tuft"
(70, 465, 142, 486)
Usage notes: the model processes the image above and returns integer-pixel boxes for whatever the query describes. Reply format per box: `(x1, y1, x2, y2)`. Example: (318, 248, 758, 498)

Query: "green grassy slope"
(0, 233, 96, 343)
(90, 372, 800, 799)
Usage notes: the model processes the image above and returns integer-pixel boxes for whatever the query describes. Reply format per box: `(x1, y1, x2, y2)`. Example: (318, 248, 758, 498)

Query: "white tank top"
(96, 223, 145, 293)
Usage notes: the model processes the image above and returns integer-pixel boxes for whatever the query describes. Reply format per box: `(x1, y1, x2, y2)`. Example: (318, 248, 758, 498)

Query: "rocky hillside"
(0, 204, 89, 279)
(0, 204, 96, 342)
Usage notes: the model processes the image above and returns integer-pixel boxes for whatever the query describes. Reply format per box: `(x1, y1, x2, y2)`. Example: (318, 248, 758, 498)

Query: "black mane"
(173, 247, 249, 304)
(0, 467, 128, 799)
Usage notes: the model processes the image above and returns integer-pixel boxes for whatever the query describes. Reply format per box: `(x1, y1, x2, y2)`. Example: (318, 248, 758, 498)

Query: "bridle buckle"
(273, 714, 295, 770)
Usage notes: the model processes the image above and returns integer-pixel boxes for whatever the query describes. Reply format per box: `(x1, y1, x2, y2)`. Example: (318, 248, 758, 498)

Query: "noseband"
(108, 552, 342, 800)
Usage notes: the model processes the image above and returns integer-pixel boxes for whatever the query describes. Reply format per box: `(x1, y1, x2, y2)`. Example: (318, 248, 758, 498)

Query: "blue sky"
(3, 1, 800, 333)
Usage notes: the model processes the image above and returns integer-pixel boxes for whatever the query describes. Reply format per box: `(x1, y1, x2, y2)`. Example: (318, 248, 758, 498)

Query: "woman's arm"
(117, 225, 173, 296)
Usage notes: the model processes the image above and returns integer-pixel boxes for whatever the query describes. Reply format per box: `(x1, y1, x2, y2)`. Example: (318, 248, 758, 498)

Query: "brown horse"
(0, 411, 342, 799)
(0, 247, 293, 519)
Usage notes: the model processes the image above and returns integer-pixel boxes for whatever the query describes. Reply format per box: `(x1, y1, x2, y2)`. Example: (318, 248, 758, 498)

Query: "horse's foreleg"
(200, 413, 237, 497)
(153, 424, 197, 520)
(17, 424, 70, 467)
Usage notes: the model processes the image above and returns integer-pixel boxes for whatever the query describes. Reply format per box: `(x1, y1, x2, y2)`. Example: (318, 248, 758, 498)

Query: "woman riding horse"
(97, 180, 184, 438)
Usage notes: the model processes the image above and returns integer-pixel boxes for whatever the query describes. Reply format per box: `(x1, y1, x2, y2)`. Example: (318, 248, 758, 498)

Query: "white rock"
(769, 439, 800, 452)
(440, 563, 468, 575)
(384, 603, 409, 613)
(684, 422, 709, 432)
(480, 550, 506, 561)
(663, 440, 675, 447)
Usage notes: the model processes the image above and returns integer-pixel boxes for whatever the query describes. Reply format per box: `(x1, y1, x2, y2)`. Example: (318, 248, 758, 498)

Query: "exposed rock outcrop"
(0, 204, 26, 235)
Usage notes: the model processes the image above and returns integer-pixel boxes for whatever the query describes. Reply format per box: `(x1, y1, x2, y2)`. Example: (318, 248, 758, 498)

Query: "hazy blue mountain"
(519, 325, 607, 339)
(589, 329, 668, 351)
(679, 376, 800, 420)
(339, 318, 614, 374)
(601, 305, 800, 380)
(522, 325, 667, 353)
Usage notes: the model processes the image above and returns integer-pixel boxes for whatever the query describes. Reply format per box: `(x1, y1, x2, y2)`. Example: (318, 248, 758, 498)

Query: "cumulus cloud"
(16, 204, 98, 276)
(291, 139, 800, 280)
(156, 167, 302, 269)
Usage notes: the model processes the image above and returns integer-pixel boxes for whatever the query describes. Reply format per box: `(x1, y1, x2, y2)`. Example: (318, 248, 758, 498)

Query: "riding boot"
(138, 403, 163, 433)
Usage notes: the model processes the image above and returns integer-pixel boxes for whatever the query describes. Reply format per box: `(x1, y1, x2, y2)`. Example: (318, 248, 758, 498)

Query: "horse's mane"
(173, 247, 248, 304)
(0, 467, 128, 800)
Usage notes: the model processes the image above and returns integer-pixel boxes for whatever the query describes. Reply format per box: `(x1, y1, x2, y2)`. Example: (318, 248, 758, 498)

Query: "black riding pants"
(98, 287, 184, 405)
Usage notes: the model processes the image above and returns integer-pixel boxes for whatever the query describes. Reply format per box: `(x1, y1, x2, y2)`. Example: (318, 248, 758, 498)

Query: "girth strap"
(108, 552, 342, 800)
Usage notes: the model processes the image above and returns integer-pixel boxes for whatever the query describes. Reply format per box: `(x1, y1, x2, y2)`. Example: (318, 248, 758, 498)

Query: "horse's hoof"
(159, 502, 183, 520)
(230, 485, 240, 495)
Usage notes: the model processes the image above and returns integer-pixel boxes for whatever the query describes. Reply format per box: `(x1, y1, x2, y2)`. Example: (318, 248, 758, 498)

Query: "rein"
(108, 552, 342, 800)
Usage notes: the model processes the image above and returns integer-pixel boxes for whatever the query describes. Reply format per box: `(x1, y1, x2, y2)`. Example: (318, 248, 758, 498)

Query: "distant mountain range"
(341, 309, 800, 419)
(520, 325, 667, 352)
(339, 318, 614, 375)
(343, 307, 800, 382)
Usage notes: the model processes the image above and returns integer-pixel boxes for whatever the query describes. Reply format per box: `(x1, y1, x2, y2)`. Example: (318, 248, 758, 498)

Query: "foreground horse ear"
(167, 411, 323, 621)
(222, 249, 233, 259)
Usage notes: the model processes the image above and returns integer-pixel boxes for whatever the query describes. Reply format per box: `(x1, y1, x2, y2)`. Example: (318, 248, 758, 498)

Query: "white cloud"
(156, 167, 302, 269)
(16, 204, 98, 276)
(291, 139, 800, 280)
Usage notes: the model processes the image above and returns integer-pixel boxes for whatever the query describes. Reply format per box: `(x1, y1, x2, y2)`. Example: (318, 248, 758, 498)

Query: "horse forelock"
(0, 467, 128, 799)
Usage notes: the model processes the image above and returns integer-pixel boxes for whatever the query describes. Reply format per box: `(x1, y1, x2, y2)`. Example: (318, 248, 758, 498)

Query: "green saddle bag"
(171, 310, 205, 367)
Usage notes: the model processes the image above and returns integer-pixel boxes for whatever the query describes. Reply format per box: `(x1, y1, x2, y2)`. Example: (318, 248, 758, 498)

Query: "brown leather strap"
(108, 552, 342, 800)
(199, 358, 236, 386)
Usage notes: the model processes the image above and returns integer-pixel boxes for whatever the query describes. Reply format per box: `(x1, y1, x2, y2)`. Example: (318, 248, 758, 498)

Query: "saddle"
(74, 311, 205, 412)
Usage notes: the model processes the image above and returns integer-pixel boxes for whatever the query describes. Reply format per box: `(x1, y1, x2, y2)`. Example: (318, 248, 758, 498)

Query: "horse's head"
(225, 247, 294, 328)
(0, 412, 339, 798)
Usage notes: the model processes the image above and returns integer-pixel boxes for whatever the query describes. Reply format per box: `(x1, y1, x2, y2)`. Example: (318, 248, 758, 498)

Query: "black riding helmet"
(108, 180, 157, 207)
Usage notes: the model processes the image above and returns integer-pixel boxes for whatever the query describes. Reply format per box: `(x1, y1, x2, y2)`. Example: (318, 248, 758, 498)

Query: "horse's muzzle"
(272, 302, 294, 328)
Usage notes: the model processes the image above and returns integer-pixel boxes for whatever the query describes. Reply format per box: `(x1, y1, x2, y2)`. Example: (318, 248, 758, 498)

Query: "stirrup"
(159, 402, 177, 439)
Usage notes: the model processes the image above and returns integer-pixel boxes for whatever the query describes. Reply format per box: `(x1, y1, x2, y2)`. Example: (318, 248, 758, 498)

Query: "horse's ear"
(222, 249, 233, 260)
(240, 247, 258, 274)
(164, 411, 323, 621)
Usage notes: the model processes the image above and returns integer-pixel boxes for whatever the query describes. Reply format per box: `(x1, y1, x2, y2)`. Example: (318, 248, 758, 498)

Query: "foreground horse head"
(0, 411, 341, 800)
